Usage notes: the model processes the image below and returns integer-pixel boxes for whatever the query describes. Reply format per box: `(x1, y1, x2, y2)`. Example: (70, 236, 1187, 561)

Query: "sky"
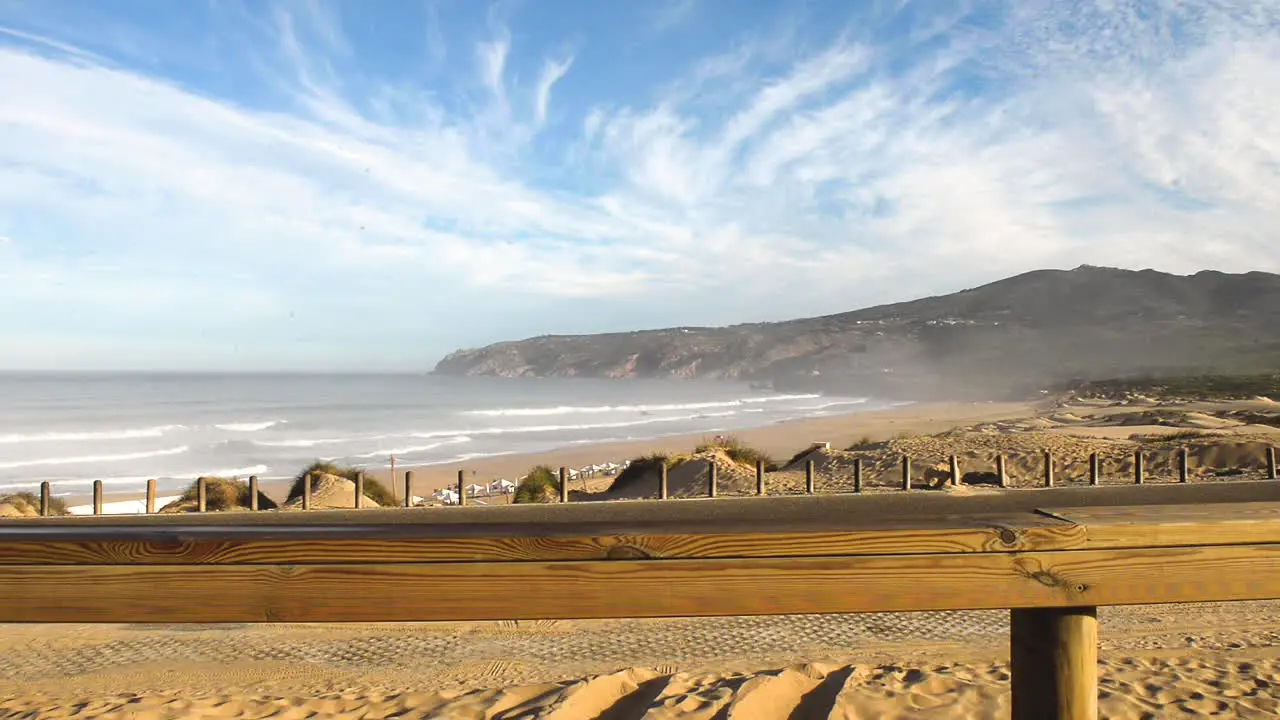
(0, 0, 1278, 371)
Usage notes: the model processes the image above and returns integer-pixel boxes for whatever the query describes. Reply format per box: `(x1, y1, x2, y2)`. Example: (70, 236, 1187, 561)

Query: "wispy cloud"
(0, 0, 1277, 370)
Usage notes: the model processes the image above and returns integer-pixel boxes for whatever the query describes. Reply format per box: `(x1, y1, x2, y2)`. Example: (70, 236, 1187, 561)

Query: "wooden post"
(853, 458, 862, 493)
(755, 459, 765, 496)
(93, 480, 103, 515)
(1269, 447, 1278, 481)
(997, 455, 1007, 488)
(1134, 450, 1144, 485)
(404, 471, 413, 508)
(559, 467, 569, 503)
(249, 476, 259, 511)
(459, 469, 468, 506)
(197, 477, 207, 513)
(40, 481, 50, 517)
(1179, 448, 1189, 484)
(708, 460, 717, 498)
(805, 459, 815, 494)
(1044, 450, 1054, 488)
(901, 455, 911, 491)
(146, 479, 156, 514)
(389, 455, 396, 502)
(303, 472, 312, 510)
(659, 462, 668, 499)
(1089, 453, 1100, 486)
(949, 455, 960, 486)
(1010, 606, 1098, 720)
(355, 471, 365, 509)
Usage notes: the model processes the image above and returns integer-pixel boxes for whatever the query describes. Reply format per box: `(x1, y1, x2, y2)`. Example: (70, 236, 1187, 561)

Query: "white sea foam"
(340, 436, 472, 460)
(0, 425, 184, 444)
(69, 495, 183, 516)
(0, 445, 190, 470)
(252, 437, 356, 448)
(464, 394, 822, 417)
(214, 420, 285, 432)
(411, 411, 738, 440)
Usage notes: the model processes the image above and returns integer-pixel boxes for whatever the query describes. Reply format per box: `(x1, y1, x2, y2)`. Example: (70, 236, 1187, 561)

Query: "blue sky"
(0, 0, 1277, 371)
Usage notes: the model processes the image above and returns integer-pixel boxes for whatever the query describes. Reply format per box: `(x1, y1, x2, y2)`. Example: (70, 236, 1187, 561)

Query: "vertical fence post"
(805, 459, 815, 494)
(249, 476, 259, 511)
(901, 456, 911, 491)
(997, 455, 1008, 488)
(197, 477, 207, 513)
(404, 471, 413, 508)
(93, 480, 103, 515)
(40, 481, 50, 517)
(755, 459, 765, 496)
(853, 458, 863, 493)
(355, 471, 365, 509)
(1043, 450, 1054, 488)
(708, 460, 717, 498)
(659, 462, 668, 499)
(1269, 447, 1278, 480)
(949, 455, 960, 486)
(1010, 606, 1099, 720)
(1134, 450, 1144, 485)
(459, 469, 468, 506)
(1179, 448, 1190, 483)
(1089, 453, 1100, 486)
(146, 479, 156, 514)
(303, 472, 313, 510)
(559, 467, 569, 503)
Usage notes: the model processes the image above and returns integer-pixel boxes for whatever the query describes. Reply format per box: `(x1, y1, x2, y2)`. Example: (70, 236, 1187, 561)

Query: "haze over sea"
(0, 373, 885, 496)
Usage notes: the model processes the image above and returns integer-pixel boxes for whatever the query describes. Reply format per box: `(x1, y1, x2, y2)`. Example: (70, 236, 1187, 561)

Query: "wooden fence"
(3, 483, 1280, 719)
(31, 442, 1280, 515)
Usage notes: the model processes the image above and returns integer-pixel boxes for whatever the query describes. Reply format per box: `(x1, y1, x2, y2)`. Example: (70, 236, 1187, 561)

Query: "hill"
(432, 267, 1280, 400)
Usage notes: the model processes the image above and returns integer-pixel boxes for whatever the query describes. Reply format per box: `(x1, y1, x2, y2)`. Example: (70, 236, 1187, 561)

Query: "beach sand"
(2, 600, 1279, 718)
(72, 401, 1038, 509)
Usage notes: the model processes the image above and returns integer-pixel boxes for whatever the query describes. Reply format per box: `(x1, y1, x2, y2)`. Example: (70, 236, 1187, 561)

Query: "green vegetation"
(608, 453, 673, 492)
(0, 491, 69, 516)
(694, 435, 776, 470)
(170, 476, 279, 511)
(1146, 429, 1217, 442)
(514, 465, 561, 504)
(1062, 374, 1280, 401)
(288, 461, 397, 506)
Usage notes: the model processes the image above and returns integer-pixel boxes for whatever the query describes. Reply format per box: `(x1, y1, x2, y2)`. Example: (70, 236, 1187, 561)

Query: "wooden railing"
(4, 482, 1280, 719)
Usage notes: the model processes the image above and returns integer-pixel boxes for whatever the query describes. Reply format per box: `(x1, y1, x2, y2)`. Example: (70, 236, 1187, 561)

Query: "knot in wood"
(994, 527, 1019, 545)
(605, 544, 655, 560)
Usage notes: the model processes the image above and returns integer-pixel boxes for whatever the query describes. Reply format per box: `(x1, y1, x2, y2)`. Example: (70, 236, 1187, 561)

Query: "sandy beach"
(2, 600, 1279, 718)
(67, 401, 1038, 509)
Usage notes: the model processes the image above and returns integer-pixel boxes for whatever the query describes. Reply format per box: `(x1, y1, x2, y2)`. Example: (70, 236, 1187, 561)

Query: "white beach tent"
(490, 479, 515, 494)
(464, 483, 486, 497)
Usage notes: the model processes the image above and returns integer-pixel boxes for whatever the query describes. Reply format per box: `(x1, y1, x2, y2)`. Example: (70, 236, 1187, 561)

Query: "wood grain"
(1011, 607, 1098, 720)
(0, 516, 1082, 565)
(4, 544, 1280, 623)
(1045, 502, 1280, 549)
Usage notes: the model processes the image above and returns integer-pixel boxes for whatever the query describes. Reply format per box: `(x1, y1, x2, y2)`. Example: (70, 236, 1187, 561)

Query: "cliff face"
(433, 267, 1280, 399)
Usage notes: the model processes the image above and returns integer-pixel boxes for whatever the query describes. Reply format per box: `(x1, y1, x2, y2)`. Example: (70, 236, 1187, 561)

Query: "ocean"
(0, 373, 888, 496)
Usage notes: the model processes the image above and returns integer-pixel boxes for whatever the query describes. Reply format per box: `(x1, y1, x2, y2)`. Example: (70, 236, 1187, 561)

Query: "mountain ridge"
(433, 266, 1280, 400)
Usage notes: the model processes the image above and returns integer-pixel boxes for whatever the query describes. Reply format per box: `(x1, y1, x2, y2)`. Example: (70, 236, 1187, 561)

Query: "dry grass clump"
(514, 465, 561, 504)
(694, 435, 776, 470)
(161, 477, 278, 512)
(288, 461, 397, 506)
(0, 491, 69, 516)
(608, 453, 673, 493)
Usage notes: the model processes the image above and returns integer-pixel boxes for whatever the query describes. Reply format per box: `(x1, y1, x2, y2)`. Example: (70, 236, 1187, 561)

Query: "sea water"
(0, 373, 886, 496)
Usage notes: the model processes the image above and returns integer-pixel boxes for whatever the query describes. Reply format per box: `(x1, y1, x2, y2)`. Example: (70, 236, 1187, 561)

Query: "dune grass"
(514, 465, 561, 504)
(694, 435, 776, 470)
(608, 453, 674, 492)
(169, 476, 279, 511)
(288, 461, 397, 506)
(0, 491, 69, 516)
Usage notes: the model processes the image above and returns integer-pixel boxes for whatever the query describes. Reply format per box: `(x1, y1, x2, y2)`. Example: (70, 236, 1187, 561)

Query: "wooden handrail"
(4, 483, 1280, 720)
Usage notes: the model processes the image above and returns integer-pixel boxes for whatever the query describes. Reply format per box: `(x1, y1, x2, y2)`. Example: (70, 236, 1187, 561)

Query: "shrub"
(288, 460, 397, 506)
(846, 435, 878, 451)
(514, 465, 561, 504)
(694, 435, 776, 470)
(170, 476, 279, 511)
(0, 491, 69, 516)
(609, 453, 672, 492)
